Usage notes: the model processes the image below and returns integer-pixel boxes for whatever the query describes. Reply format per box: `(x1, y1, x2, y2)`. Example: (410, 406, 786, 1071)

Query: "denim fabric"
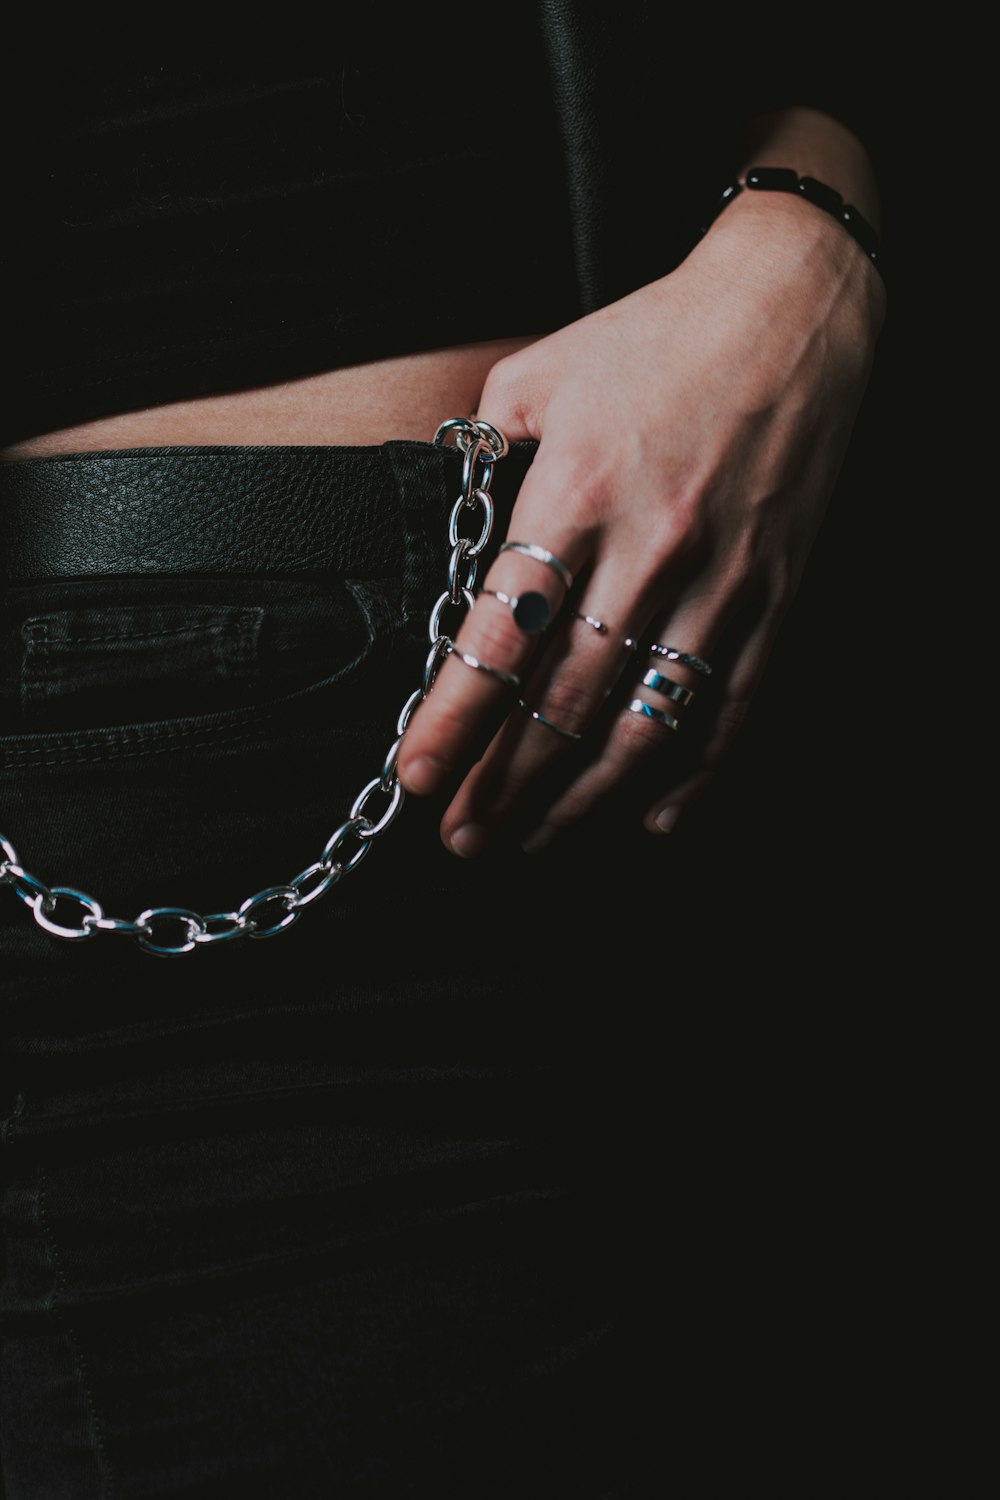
(0, 440, 652, 1498)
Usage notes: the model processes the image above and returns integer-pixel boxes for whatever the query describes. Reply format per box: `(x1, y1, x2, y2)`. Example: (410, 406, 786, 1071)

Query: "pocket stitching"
(17, 606, 265, 722)
(21, 605, 262, 648)
(2, 585, 387, 768)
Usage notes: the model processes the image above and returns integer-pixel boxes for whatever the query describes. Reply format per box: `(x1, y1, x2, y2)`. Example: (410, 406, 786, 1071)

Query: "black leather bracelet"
(701, 166, 884, 281)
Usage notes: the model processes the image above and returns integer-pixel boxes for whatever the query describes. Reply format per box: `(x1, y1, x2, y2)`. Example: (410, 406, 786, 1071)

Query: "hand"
(397, 191, 886, 855)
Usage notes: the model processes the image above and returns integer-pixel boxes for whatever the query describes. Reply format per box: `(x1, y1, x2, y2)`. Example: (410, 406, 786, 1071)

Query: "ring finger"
(518, 598, 728, 847)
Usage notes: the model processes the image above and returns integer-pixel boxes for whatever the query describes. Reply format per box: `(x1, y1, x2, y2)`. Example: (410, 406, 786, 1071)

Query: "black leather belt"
(0, 440, 537, 584)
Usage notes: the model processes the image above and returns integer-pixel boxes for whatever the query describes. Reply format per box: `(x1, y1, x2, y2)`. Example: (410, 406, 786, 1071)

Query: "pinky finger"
(643, 608, 785, 833)
(642, 700, 753, 834)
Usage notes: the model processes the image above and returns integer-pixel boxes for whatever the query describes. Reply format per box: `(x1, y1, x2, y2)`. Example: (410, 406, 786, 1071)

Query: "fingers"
(537, 614, 777, 848)
(396, 449, 593, 798)
(527, 612, 718, 846)
(436, 555, 646, 847)
(642, 621, 780, 834)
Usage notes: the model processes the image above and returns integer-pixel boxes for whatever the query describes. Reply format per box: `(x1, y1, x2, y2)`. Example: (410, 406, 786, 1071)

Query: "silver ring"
(647, 644, 712, 676)
(627, 698, 680, 731)
(445, 643, 521, 689)
(499, 542, 574, 591)
(572, 611, 608, 634)
(641, 669, 695, 706)
(478, 588, 553, 634)
(571, 615, 640, 652)
(518, 700, 583, 739)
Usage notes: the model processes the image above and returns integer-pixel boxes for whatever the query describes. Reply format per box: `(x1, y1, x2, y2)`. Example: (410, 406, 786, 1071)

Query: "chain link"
(0, 418, 508, 956)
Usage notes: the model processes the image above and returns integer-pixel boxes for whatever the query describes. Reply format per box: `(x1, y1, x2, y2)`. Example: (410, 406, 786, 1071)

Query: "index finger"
(397, 483, 591, 797)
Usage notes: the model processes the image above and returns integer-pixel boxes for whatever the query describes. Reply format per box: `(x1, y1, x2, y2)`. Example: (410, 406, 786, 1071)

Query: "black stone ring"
(476, 588, 553, 635)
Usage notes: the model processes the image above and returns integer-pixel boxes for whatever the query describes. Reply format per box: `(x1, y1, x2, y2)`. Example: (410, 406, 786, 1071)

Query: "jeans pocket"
(0, 572, 388, 758)
(20, 601, 264, 728)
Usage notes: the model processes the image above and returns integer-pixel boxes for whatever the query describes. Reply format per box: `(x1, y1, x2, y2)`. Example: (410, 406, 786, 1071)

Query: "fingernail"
(449, 824, 489, 859)
(401, 755, 448, 795)
(522, 824, 557, 854)
(655, 807, 681, 834)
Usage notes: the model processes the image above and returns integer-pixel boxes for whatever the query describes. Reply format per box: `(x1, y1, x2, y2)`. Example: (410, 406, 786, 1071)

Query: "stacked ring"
(627, 699, 680, 731)
(641, 669, 694, 706)
(647, 643, 712, 676)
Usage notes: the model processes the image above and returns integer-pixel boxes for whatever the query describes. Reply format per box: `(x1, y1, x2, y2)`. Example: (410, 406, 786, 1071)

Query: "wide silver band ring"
(445, 643, 521, 689)
(641, 669, 695, 706)
(499, 542, 574, 591)
(518, 700, 583, 739)
(648, 644, 712, 677)
(627, 698, 680, 731)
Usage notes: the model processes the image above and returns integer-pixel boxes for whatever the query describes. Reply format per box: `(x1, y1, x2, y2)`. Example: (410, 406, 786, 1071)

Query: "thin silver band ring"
(641, 669, 695, 706)
(627, 698, 680, 731)
(571, 613, 638, 653)
(499, 542, 574, 591)
(647, 644, 712, 677)
(572, 611, 608, 634)
(518, 700, 583, 739)
(445, 643, 521, 689)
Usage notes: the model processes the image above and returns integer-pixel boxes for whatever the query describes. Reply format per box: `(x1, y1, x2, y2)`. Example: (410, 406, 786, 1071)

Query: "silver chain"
(0, 417, 507, 956)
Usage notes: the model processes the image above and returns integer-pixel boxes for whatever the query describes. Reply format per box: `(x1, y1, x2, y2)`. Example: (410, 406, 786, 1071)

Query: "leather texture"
(0, 441, 539, 586)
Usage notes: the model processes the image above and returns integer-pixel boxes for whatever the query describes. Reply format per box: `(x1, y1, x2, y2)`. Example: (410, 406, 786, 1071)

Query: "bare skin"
(394, 107, 887, 853)
(0, 335, 542, 459)
(3, 106, 886, 856)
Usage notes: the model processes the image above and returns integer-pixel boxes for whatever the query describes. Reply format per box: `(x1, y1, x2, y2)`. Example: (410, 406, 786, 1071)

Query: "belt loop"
(381, 441, 459, 637)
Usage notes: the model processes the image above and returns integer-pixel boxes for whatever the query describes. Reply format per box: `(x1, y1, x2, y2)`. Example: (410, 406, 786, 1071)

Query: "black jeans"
(0, 440, 659, 1498)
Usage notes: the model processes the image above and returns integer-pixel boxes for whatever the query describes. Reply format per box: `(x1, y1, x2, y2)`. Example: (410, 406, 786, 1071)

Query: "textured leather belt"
(0, 440, 537, 584)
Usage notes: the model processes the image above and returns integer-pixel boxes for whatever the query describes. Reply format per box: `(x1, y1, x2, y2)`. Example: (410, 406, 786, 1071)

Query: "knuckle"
(531, 445, 613, 528)
(461, 600, 529, 664)
(534, 671, 598, 730)
(660, 479, 707, 546)
(480, 354, 536, 429)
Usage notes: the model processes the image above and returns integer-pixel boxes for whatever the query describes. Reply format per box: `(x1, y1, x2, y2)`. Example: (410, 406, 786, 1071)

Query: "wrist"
(690, 185, 887, 340)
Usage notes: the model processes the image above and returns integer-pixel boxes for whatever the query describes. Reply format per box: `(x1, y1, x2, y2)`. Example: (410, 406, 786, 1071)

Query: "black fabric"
(0, 439, 650, 1495)
(0, 25, 898, 1492)
(1, 12, 888, 448)
(0, 425, 907, 1496)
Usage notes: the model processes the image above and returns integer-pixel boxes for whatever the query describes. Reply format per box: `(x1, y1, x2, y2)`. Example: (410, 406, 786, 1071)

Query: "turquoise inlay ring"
(627, 698, 680, 732)
(641, 669, 694, 706)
